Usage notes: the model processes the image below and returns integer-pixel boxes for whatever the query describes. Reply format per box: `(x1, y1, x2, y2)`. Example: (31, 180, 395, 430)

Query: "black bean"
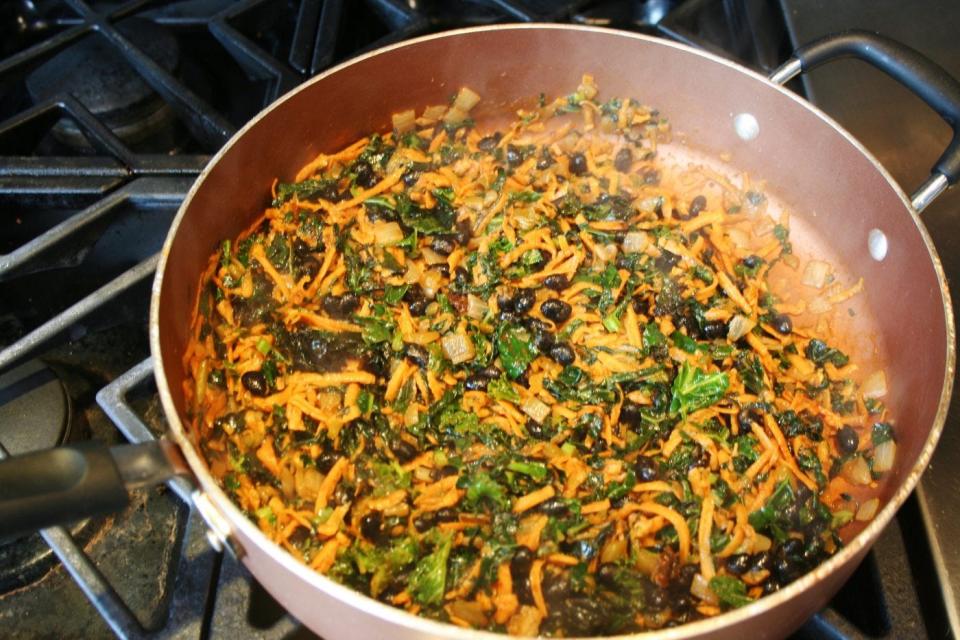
(543, 274, 570, 291)
(408, 298, 428, 316)
(465, 374, 489, 391)
(797, 483, 813, 503)
(401, 169, 421, 188)
(782, 538, 804, 558)
(742, 254, 762, 270)
(435, 508, 457, 523)
(360, 511, 383, 540)
(702, 320, 727, 340)
(241, 371, 269, 397)
(413, 512, 435, 532)
(751, 551, 773, 572)
(772, 313, 793, 335)
(513, 289, 536, 314)
(540, 298, 572, 324)
(406, 344, 429, 368)
(390, 439, 417, 463)
(430, 235, 456, 255)
(453, 266, 471, 288)
(678, 564, 698, 587)
(322, 293, 360, 318)
(531, 328, 555, 351)
(511, 547, 534, 579)
(631, 296, 650, 315)
(762, 579, 781, 595)
(654, 250, 680, 273)
(568, 152, 588, 176)
(479, 366, 502, 380)
(724, 554, 751, 575)
(548, 342, 575, 365)
(353, 160, 377, 188)
(836, 426, 859, 455)
(506, 144, 522, 166)
(596, 563, 618, 588)
(536, 147, 554, 170)
(478, 133, 502, 152)
(647, 587, 668, 611)
(673, 594, 693, 611)
(689, 195, 707, 217)
(440, 464, 459, 477)
(642, 167, 661, 185)
(316, 451, 338, 473)
(434, 264, 450, 278)
(614, 147, 633, 172)
(454, 219, 472, 246)
(526, 419, 549, 440)
(633, 455, 659, 482)
(619, 401, 643, 426)
(773, 557, 795, 581)
(538, 498, 568, 516)
(497, 292, 515, 313)
(738, 404, 765, 427)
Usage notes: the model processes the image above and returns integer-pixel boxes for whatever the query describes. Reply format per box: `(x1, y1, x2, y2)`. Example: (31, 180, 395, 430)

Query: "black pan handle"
(770, 30, 960, 211)
(0, 441, 181, 539)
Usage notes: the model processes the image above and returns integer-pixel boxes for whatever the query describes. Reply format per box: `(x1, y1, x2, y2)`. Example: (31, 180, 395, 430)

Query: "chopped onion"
(752, 534, 772, 552)
(421, 246, 447, 265)
(634, 549, 659, 575)
(443, 106, 468, 125)
(873, 440, 897, 473)
(842, 455, 872, 486)
(726, 227, 750, 249)
(404, 403, 419, 428)
(856, 498, 880, 521)
(391, 109, 416, 134)
(600, 537, 628, 564)
(622, 231, 649, 253)
(466, 294, 488, 319)
(447, 600, 488, 628)
(420, 269, 443, 299)
(442, 332, 475, 364)
(421, 104, 447, 121)
(373, 220, 403, 245)
(802, 259, 832, 289)
(862, 370, 888, 399)
(453, 87, 481, 112)
(727, 314, 756, 341)
(690, 573, 719, 605)
(403, 261, 422, 284)
(521, 397, 550, 423)
(808, 296, 832, 314)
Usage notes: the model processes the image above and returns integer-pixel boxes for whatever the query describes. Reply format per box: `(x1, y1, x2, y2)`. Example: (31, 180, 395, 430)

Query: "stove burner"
(25, 18, 183, 153)
(0, 359, 88, 592)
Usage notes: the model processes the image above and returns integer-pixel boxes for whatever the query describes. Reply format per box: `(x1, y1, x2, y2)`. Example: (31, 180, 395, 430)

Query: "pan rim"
(149, 22, 955, 639)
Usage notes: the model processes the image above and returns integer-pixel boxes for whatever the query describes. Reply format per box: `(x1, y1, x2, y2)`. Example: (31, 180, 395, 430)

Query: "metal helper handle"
(768, 30, 960, 213)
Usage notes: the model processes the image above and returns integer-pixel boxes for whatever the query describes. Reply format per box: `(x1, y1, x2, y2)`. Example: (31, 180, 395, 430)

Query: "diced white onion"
(802, 259, 832, 289)
(726, 228, 750, 249)
(862, 370, 888, 399)
(856, 498, 880, 521)
(443, 106, 468, 125)
(873, 440, 896, 473)
(842, 455, 872, 486)
(420, 269, 443, 299)
(421, 246, 447, 265)
(403, 261, 422, 284)
(727, 314, 755, 341)
(404, 403, 419, 428)
(421, 104, 447, 121)
(442, 333, 475, 364)
(453, 87, 481, 112)
(808, 296, 832, 314)
(622, 231, 649, 253)
(690, 573, 719, 605)
(373, 220, 403, 245)
(600, 537, 628, 564)
(466, 294, 489, 320)
(391, 109, 416, 134)
(521, 397, 550, 423)
(593, 243, 618, 264)
(752, 534, 772, 553)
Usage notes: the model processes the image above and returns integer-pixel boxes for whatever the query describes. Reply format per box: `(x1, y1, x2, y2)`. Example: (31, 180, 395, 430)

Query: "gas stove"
(0, 1, 956, 638)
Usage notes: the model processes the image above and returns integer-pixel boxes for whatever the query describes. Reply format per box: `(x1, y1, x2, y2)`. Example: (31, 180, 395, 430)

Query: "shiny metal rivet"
(734, 113, 759, 141)
(205, 528, 225, 553)
(868, 229, 888, 261)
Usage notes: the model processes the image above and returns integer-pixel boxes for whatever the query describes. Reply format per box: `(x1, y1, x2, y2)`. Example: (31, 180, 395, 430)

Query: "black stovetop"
(0, 1, 956, 638)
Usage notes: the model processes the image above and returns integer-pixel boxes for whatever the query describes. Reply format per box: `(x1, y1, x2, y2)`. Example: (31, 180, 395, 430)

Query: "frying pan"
(0, 25, 955, 640)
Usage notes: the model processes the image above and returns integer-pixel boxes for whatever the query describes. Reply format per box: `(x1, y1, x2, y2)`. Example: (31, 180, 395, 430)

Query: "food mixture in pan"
(184, 76, 897, 636)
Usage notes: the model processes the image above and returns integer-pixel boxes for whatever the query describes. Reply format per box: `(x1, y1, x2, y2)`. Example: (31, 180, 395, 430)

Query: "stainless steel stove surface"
(0, 1, 956, 638)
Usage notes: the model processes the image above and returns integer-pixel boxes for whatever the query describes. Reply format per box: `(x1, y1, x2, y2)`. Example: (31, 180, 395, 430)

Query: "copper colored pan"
(0, 25, 955, 640)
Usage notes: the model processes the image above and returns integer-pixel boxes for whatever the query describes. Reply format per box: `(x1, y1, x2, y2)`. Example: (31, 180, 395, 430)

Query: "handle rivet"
(734, 113, 759, 141)
(868, 229, 888, 261)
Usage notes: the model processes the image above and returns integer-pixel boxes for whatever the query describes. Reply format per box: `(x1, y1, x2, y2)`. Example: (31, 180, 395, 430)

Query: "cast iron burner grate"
(0, 1, 954, 638)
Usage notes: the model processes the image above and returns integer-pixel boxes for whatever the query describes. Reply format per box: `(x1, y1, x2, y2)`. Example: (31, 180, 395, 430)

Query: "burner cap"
(25, 18, 181, 151)
(0, 359, 70, 456)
